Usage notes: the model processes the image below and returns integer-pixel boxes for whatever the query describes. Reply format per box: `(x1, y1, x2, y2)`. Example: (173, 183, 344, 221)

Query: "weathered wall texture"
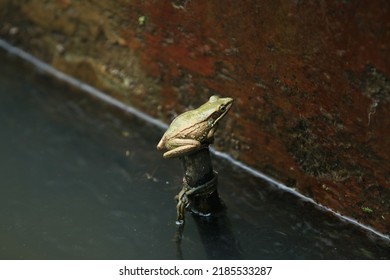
(1, 0, 389, 235)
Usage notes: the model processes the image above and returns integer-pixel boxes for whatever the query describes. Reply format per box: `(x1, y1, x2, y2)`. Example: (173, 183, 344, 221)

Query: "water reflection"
(0, 50, 389, 259)
(192, 210, 243, 260)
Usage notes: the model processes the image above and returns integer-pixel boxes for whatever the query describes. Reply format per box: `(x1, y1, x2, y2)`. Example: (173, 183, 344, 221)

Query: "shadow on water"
(0, 49, 389, 259)
(191, 209, 243, 260)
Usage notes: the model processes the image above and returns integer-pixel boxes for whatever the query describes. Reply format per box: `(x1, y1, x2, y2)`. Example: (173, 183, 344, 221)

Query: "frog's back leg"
(163, 138, 202, 158)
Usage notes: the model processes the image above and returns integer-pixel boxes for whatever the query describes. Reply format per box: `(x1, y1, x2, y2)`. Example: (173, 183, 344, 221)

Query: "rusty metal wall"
(1, 0, 389, 235)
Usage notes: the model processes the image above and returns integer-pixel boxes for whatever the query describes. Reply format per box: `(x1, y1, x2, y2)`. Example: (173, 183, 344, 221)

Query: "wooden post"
(174, 147, 241, 259)
(179, 147, 224, 217)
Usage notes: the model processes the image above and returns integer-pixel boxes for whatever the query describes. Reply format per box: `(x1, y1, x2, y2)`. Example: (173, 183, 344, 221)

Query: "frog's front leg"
(163, 138, 202, 158)
(206, 125, 218, 143)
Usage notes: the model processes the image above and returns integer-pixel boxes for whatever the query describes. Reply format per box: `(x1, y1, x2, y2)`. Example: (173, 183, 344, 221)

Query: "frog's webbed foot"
(205, 136, 215, 144)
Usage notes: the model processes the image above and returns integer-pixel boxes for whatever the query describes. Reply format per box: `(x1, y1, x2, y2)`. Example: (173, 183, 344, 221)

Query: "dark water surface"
(0, 50, 389, 259)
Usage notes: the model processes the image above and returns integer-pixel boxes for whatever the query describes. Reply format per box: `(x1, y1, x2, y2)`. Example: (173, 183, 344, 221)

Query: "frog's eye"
(219, 105, 226, 112)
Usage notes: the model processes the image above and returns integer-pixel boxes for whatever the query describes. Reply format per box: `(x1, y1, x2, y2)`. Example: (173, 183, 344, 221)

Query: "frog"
(157, 95, 233, 158)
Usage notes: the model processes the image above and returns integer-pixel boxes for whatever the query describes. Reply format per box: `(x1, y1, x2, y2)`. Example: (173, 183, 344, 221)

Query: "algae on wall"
(0, 0, 162, 115)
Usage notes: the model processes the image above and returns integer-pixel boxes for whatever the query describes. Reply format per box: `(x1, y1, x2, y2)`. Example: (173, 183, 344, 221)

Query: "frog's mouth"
(225, 101, 233, 112)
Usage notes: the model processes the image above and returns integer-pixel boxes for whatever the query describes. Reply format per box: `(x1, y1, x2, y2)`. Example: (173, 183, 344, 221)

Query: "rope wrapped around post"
(175, 171, 218, 224)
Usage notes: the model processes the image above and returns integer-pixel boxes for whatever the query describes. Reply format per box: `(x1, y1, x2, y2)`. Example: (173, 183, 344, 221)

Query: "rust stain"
(124, 0, 390, 234)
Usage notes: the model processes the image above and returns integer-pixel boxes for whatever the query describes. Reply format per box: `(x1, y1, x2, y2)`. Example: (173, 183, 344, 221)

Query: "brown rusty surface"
(1, 0, 389, 234)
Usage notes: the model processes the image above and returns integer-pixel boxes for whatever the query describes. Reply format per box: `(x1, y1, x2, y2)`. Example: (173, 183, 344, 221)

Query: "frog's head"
(201, 95, 233, 126)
